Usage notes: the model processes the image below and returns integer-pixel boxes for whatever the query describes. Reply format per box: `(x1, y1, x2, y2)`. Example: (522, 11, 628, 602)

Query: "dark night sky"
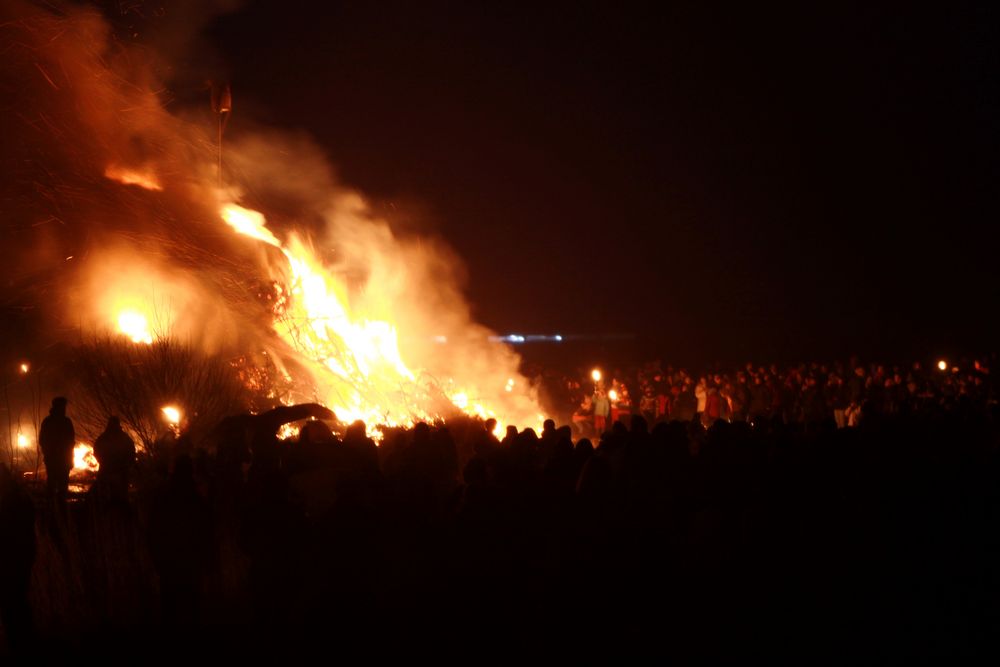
(201, 1, 998, 365)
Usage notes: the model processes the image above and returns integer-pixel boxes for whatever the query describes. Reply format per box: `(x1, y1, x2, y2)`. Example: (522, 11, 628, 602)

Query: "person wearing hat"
(39, 397, 75, 505)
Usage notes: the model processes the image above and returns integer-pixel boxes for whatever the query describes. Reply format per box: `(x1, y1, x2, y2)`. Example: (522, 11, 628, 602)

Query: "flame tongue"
(221, 204, 281, 247)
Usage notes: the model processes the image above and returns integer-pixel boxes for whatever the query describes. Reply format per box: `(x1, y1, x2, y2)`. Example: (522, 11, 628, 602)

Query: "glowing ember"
(73, 443, 99, 472)
(161, 405, 182, 425)
(104, 164, 163, 191)
(118, 310, 153, 344)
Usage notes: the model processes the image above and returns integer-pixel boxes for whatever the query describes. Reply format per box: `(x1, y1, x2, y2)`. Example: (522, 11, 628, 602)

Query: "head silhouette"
(50, 396, 68, 416)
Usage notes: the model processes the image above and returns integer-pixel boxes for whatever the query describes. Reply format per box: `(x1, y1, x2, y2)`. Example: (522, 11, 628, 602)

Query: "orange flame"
(117, 310, 154, 344)
(73, 443, 99, 472)
(104, 164, 163, 191)
(220, 201, 523, 430)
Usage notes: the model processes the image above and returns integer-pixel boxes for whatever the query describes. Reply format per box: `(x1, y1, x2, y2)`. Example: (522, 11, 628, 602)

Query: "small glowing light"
(161, 406, 181, 425)
(505, 378, 515, 392)
(19, 363, 29, 374)
(16, 433, 29, 448)
(608, 389, 619, 402)
(937, 360, 947, 371)
(591, 369, 602, 383)
(553, 334, 563, 342)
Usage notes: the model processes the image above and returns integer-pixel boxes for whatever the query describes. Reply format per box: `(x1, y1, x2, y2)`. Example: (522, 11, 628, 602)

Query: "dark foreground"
(2, 407, 999, 661)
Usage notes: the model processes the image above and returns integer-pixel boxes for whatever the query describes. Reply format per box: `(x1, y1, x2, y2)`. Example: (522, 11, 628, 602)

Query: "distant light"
(16, 433, 29, 448)
(19, 362, 29, 374)
(161, 406, 181, 425)
(505, 378, 515, 392)
(591, 368, 602, 383)
(937, 360, 947, 371)
(553, 334, 563, 342)
(118, 310, 153, 345)
(608, 389, 619, 402)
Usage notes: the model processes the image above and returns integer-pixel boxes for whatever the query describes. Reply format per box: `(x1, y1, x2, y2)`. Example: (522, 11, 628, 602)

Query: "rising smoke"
(0, 0, 541, 429)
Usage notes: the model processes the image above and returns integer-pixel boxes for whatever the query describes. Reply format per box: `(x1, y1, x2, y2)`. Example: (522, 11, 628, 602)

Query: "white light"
(591, 369, 602, 382)
(162, 405, 181, 425)
(937, 360, 947, 371)
(553, 334, 563, 342)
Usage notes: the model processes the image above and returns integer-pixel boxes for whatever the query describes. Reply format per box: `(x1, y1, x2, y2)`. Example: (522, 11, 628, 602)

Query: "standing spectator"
(748, 374, 770, 422)
(695, 377, 708, 422)
(39, 396, 75, 507)
(828, 374, 849, 428)
(572, 395, 593, 438)
(592, 390, 610, 434)
(846, 366, 867, 426)
(93, 416, 136, 503)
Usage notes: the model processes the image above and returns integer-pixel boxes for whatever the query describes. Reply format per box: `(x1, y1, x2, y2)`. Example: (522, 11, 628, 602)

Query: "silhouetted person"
(0, 464, 36, 655)
(93, 416, 136, 503)
(39, 396, 74, 505)
(148, 455, 212, 629)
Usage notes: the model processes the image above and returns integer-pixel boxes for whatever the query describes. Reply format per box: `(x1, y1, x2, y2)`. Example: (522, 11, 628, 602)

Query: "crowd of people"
(0, 355, 997, 659)
(564, 356, 996, 437)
